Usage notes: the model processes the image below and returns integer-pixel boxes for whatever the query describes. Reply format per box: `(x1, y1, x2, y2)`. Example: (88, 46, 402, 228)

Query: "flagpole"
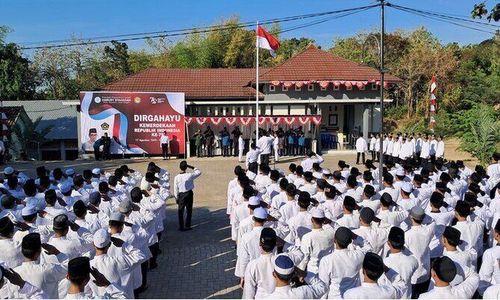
(255, 21, 260, 143)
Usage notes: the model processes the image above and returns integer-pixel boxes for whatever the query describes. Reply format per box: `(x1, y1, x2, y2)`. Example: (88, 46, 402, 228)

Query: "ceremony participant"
(257, 131, 274, 165)
(318, 226, 371, 298)
(265, 254, 327, 299)
(355, 135, 368, 165)
(343, 252, 402, 299)
(298, 208, 334, 278)
(383, 227, 419, 299)
(245, 143, 262, 169)
(160, 131, 170, 160)
(238, 134, 245, 162)
(369, 134, 376, 161)
(436, 135, 445, 160)
(14, 233, 68, 299)
(479, 220, 500, 296)
(47, 214, 94, 260)
(0, 266, 46, 298)
(301, 151, 324, 173)
(0, 217, 24, 268)
(173, 161, 202, 231)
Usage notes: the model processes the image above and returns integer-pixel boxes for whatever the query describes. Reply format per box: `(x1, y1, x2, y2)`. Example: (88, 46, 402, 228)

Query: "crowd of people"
(227, 150, 500, 298)
(355, 133, 446, 165)
(191, 126, 311, 160)
(0, 162, 175, 298)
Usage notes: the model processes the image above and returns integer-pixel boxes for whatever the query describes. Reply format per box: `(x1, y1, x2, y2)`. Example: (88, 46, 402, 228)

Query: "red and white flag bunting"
(319, 81, 330, 88)
(311, 116, 322, 125)
(186, 116, 322, 126)
(185, 117, 193, 125)
(210, 117, 223, 125)
(284, 117, 296, 125)
(258, 116, 267, 125)
(195, 117, 207, 125)
(225, 117, 237, 125)
(283, 81, 294, 88)
(270, 117, 282, 125)
(240, 117, 252, 125)
(298, 116, 310, 124)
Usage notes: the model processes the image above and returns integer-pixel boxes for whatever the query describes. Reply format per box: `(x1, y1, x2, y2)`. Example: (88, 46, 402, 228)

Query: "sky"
(0, 0, 497, 53)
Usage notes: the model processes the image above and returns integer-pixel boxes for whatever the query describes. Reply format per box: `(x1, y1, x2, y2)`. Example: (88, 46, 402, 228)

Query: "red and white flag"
(256, 25, 280, 57)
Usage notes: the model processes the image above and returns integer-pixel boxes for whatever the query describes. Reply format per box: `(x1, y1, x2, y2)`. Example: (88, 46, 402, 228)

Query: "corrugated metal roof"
(2, 101, 77, 140)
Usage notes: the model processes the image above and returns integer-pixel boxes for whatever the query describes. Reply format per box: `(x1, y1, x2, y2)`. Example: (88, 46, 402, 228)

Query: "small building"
(102, 45, 400, 154)
(3, 100, 78, 160)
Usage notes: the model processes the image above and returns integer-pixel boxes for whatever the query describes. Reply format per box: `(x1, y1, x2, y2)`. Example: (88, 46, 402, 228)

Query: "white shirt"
(453, 219, 484, 256)
(369, 137, 376, 151)
(384, 251, 419, 298)
(430, 139, 438, 155)
(318, 242, 370, 298)
(264, 275, 327, 299)
(47, 229, 94, 260)
(298, 227, 335, 275)
(479, 245, 500, 294)
(14, 254, 68, 299)
(0, 238, 24, 268)
(90, 244, 145, 298)
(356, 137, 368, 153)
(238, 136, 245, 150)
(257, 136, 274, 155)
(301, 154, 324, 172)
(235, 226, 264, 278)
(160, 134, 169, 145)
(420, 141, 430, 158)
(436, 140, 445, 158)
(246, 149, 262, 166)
(286, 211, 312, 245)
(0, 281, 46, 299)
(344, 282, 398, 299)
(173, 168, 202, 198)
(405, 222, 436, 284)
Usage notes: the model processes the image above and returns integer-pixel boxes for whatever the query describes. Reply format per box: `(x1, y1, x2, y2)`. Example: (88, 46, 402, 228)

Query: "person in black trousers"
(174, 161, 202, 231)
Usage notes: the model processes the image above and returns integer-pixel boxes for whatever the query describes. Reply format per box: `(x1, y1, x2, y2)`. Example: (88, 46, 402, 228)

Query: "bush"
(455, 104, 500, 166)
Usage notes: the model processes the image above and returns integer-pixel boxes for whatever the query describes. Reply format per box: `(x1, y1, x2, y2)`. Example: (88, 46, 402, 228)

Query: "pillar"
(363, 105, 369, 140)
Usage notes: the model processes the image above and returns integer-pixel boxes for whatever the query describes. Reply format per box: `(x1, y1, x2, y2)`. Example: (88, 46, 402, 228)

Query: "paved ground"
(4, 141, 477, 298)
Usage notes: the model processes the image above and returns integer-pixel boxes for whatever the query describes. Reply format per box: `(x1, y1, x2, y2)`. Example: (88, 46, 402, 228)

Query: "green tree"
(472, 2, 500, 22)
(12, 116, 53, 160)
(104, 41, 131, 76)
(0, 27, 36, 100)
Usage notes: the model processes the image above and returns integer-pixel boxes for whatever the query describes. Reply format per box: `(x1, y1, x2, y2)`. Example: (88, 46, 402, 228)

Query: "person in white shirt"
(264, 253, 327, 299)
(453, 200, 484, 265)
(415, 133, 423, 158)
(392, 135, 402, 164)
(374, 134, 381, 162)
(442, 226, 475, 271)
(429, 135, 438, 162)
(245, 143, 262, 169)
(355, 136, 368, 165)
(159, 131, 170, 160)
(486, 152, 500, 180)
(257, 131, 274, 165)
(298, 208, 334, 278)
(418, 256, 479, 299)
(436, 135, 445, 159)
(405, 206, 436, 298)
(420, 135, 431, 163)
(384, 227, 419, 299)
(385, 135, 394, 163)
(47, 214, 94, 260)
(14, 233, 68, 299)
(242, 227, 304, 299)
(238, 135, 245, 162)
(301, 151, 324, 173)
(0, 266, 47, 299)
(343, 252, 402, 299)
(479, 219, 500, 296)
(273, 132, 280, 162)
(0, 217, 24, 269)
(62, 256, 126, 299)
(173, 161, 202, 231)
(318, 226, 371, 298)
(369, 134, 376, 161)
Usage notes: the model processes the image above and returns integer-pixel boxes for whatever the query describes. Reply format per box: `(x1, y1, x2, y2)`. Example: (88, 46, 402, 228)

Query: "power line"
(20, 4, 379, 50)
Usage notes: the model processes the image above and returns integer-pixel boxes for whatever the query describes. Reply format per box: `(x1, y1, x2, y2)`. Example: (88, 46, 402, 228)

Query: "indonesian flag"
(430, 75, 437, 112)
(256, 25, 280, 57)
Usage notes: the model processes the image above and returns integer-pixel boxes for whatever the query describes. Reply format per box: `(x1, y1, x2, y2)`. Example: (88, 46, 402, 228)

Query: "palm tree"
(12, 116, 53, 160)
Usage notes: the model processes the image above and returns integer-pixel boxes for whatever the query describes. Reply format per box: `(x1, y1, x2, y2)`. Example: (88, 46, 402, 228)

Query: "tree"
(12, 116, 53, 160)
(0, 27, 36, 100)
(104, 41, 131, 76)
(472, 2, 500, 22)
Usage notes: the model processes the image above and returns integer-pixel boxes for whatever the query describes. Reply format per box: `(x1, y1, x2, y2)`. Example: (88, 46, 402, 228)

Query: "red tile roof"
(102, 45, 400, 99)
(103, 68, 268, 99)
(259, 45, 401, 82)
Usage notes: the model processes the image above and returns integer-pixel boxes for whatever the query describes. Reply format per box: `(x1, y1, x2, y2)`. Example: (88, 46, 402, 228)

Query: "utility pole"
(378, 0, 385, 187)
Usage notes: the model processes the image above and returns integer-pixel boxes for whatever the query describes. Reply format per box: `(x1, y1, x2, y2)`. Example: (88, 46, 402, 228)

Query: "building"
(102, 45, 400, 155)
(2, 101, 78, 160)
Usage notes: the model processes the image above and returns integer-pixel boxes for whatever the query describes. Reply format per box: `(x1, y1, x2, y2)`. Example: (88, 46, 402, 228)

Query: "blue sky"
(0, 0, 496, 52)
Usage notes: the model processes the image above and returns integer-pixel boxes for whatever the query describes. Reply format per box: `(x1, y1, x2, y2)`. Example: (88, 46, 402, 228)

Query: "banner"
(80, 91, 185, 155)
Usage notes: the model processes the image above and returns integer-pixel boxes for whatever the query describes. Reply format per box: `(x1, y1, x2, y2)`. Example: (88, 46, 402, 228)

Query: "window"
(282, 85, 288, 91)
(333, 85, 340, 91)
(328, 114, 338, 126)
(320, 86, 327, 91)
(269, 85, 276, 92)
(295, 85, 301, 91)
(371, 83, 378, 90)
(307, 84, 314, 91)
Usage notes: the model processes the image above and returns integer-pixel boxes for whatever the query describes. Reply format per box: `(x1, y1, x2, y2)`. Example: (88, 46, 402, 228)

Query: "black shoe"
(184, 227, 193, 231)
(149, 262, 158, 270)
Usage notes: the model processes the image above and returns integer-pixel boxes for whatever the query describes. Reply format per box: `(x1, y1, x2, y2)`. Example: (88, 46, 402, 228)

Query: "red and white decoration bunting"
(186, 115, 322, 126)
(266, 80, 391, 90)
(283, 81, 294, 88)
(271, 81, 281, 86)
(319, 81, 330, 88)
(284, 117, 296, 125)
(195, 117, 207, 125)
(240, 117, 252, 125)
(210, 117, 223, 125)
(225, 116, 237, 125)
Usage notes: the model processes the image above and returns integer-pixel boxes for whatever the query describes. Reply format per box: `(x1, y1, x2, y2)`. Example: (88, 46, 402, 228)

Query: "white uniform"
(405, 222, 436, 284)
(383, 251, 419, 298)
(298, 226, 335, 276)
(235, 226, 264, 278)
(436, 140, 445, 158)
(356, 137, 368, 153)
(343, 282, 398, 299)
(238, 136, 245, 162)
(301, 154, 324, 172)
(318, 241, 371, 298)
(0, 237, 24, 268)
(264, 275, 327, 299)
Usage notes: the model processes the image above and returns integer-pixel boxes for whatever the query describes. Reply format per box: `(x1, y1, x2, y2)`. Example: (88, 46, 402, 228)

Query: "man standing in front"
(257, 130, 273, 166)
(160, 131, 170, 160)
(355, 135, 368, 165)
(174, 161, 202, 231)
